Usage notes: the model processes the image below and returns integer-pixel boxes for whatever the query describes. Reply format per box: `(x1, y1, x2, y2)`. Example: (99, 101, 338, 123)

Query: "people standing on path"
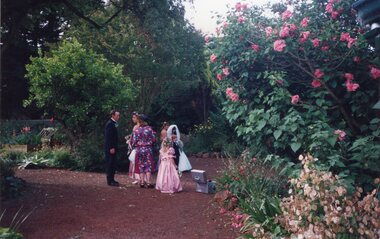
(166, 125, 192, 175)
(155, 138, 182, 193)
(130, 114, 157, 188)
(127, 112, 140, 184)
(104, 110, 120, 186)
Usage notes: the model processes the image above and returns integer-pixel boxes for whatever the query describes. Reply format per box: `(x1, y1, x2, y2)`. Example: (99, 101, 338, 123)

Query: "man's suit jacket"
(104, 119, 118, 153)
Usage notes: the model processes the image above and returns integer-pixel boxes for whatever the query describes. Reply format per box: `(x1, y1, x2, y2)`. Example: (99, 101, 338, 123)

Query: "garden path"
(1, 156, 238, 239)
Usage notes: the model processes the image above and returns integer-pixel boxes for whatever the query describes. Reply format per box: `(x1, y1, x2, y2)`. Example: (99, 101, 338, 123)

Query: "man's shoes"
(108, 181, 120, 186)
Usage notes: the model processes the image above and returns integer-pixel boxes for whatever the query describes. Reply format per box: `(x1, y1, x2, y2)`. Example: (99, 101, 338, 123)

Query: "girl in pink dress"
(155, 139, 182, 193)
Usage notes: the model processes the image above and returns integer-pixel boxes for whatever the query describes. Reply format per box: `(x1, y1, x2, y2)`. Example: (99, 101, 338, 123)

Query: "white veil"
(166, 124, 180, 142)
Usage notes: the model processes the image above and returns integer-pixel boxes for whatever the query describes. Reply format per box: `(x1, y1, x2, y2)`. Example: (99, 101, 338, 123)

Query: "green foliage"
(186, 112, 243, 156)
(66, 3, 210, 129)
(73, 136, 104, 172)
(25, 38, 136, 144)
(208, 0, 380, 187)
(0, 158, 25, 199)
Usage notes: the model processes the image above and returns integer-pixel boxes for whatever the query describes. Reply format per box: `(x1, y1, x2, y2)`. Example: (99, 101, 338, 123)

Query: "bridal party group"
(104, 110, 192, 194)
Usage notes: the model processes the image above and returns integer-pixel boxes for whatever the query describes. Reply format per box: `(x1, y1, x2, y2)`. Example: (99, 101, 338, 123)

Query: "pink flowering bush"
(206, 0, 380, 187)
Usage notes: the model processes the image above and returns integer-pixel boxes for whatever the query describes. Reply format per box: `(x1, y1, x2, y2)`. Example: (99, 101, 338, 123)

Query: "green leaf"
(326, 136, 337, 147)
(257, 120, 266, 130)
(273, 130, 282, 140)
(290, 142, 301, 152)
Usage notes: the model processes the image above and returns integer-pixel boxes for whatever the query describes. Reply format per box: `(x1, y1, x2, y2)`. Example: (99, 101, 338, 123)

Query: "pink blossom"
(251, 44, 260, 52)
(344, 73, 354, 82)
(223, 22, 228, 29)
(347, 38, 356, 48)
(321, 46, 329, 51)
(312, 38, 321, 47)
(22, 126, 31, 133)
(300, 31, 310, 43)
(334, 129, 346, 141)
(235, 2, 242, 11)
(217, 73, 223, 81)
(326, 3, 334, 13)
(346, 82, 359, 92)
(238, 16, 244, 23)
(300, 17, 309, 28)
(340, 32, 350, 42)
(265, 27, 273, 37)
(280, 25, 290, 38)
(210, 54, 217, 63)
(314, 69, 324, 79)
(353, 57, 361, 63)
(311, 79, 322, 88)
(289, 24, 297, 33)
(230, 93, 239, 102)
(222, 67, 230, 76)
(291, 95, 300, 104)
(281, 10, 293, 21)
(220, 208, 227, 214)
(204, 36, 210, 43)
(370, 66, 380, 79)
(241, 3, 248, 10)
(226, 87, 233, 95)
(274, 39, 286, 52)
(331, 11, 339, 19)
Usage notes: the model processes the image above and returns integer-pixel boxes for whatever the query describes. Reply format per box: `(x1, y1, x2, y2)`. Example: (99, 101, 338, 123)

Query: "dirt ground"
(1, 156, 239, 239)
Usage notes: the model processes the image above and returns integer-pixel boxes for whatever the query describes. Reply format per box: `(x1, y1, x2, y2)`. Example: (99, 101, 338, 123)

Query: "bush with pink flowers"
(207, 0, 380, 188)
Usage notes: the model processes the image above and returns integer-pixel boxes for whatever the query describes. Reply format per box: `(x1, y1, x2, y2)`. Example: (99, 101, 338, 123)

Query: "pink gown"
(155, 147, 182, 193)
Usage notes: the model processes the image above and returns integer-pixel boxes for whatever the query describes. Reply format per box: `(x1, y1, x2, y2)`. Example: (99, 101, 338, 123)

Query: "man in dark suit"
(104, 110, 120, 186)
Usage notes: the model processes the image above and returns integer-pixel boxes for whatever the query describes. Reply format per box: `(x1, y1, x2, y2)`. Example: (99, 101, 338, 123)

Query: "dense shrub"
(208, 0, 380, 187)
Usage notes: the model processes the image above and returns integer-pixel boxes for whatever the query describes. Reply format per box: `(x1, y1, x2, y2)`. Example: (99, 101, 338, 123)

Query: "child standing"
(155, 139, 182, 193)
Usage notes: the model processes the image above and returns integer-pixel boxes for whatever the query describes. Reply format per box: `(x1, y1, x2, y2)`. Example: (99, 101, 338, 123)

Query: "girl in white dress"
(166, 125, 192, 174)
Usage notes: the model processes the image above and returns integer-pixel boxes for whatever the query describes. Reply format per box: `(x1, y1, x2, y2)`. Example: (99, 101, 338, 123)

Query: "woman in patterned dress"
(130, 114, 156, 188)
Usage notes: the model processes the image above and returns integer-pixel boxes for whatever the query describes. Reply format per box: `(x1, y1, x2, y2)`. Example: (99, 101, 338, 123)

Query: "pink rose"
(311, 79, 322, 88)
(217, 73, 223, 81)
(340, 32, 350, 42)
(326, 3, 334, 13)
(312, 38, 320, 47)
(334, 129, 346, 141)
(235, 2, 242, 11)
(226, 87, 233, 95)
(300, 31, 310, 43)
(210, 54, 217, 63)
(222, 67, 230, 76)
(347, 38, 356, 48)
(300, 17, 309, 28)
(265, 27, 273, 37)
(274, 39, 286, 52)
(353, 57, 360, 63)
(291, 95, 300, 104)
(289, 24, 297, 33)
(280, 25, 290, 38)
(223, 22, 228, 29)
(204, 36, 210, 43)
(370, 66, 380, 79)
(321, 45, 329, 51)
(238, 16, 244, 23)
(251, 44, 260, 52)
(344, 73, 354, 82)
(331, 11, 339, 19)
(314, 69, 324, 79)
(346, 82, 359, 92)
(281, 10, 293, 21)
(230, 93, 239, 102)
